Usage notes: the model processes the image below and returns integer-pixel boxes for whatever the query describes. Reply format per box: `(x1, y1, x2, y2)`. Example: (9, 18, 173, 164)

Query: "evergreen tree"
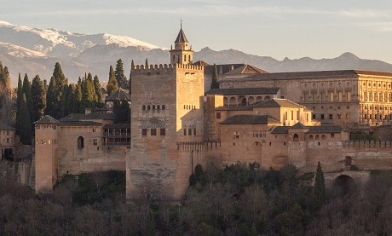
(22, 74, 33, 124)
(113, 100, 121, 123)
(31, 75, 46, 122)
(75, 78, 83, 113)
(17, 94, 32, 145)
(93, 75, 103, 107)
(106, 66, 118, 96)
(115, 59, 127, 89)
(80, 73, 96, 111)
(129, 60, 134, 95)
(16, 74, 23, 130)
(314, 162, 326, 208)
(211, 63, 219, 89)
(145, 59, 149, 68)
(45, 62, 68, 119)
(116, 99, 130, 123)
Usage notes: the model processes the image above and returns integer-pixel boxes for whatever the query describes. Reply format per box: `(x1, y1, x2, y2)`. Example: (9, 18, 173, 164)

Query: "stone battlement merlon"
(131, 64, 175, 75)
(175, 63, 203, 71)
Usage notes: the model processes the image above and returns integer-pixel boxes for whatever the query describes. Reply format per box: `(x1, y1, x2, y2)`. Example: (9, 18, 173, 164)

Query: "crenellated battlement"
(342, 140, 392, 149)
(131, 63, 204, 75)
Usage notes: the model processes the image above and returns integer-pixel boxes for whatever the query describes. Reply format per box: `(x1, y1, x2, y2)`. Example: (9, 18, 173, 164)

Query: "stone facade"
(0, 124, 16, 161)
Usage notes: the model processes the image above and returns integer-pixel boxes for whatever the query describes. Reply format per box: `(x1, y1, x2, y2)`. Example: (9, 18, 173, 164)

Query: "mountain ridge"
(1, 20, 392, 86)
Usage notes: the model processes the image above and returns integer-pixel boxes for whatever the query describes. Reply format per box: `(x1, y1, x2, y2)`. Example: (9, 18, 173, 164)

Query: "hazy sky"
(1, 1, 392, 63)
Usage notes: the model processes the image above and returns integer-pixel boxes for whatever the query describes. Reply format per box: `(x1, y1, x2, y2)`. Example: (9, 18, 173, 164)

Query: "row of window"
(313, 113, 351, 120)
(362, 92, 392, 102)
(363, 114, 392, 120)
(184, 105, 196, 110)
(36, 124, 57, 130)
(1, 137, 13, 144)
(142, 105, 166, 111)
(37, 139, 58, 145)
(184, 128, 197, 136)
(142, 128, 166, 136)
(303, 91, 352, 103)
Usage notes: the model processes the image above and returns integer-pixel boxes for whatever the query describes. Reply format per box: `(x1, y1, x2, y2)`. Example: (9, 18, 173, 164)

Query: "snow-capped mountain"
(1, 20, 392, 86)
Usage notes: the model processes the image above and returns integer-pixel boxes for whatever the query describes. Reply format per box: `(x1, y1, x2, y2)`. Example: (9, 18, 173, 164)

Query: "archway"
(331, 175, 357, 197)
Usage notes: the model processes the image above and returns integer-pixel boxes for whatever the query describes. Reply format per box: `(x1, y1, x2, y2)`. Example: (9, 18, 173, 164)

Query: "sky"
(1, 0, 392, 63)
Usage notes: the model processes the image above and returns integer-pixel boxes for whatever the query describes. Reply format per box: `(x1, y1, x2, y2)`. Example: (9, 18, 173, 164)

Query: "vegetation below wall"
(1, 167, 392, 235)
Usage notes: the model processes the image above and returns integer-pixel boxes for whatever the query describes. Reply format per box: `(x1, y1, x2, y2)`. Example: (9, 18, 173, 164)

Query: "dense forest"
(0, 59, 131, 145)
(1, 163, 392, 235)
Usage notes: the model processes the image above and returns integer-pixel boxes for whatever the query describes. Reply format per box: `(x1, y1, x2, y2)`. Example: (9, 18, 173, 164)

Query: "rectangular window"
(151, 128, 157, 136)
(188, 128, 192, 136)
(291, 110, 294, 120)
(329, 114, 333, 120)
(347, 92, 351, 101)
(321, 114, 325, 120)
(216, 112, 221, 119)
(160, 128, 166, 136)
(184, 129, 186, 136)
(337, 114, 341, 119)
(330, 92, 334, 102)
(312, 114, 316, 120)
(331, 133, 335, 138)
(346, 113, 351, 119)
(142, 129, 147, 136)
(194, 128, 196, 136)
(93, 139, 98, 145)
(338, 92, 343, 102)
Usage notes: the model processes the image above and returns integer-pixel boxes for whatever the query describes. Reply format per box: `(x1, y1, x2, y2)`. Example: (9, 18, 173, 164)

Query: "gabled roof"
(175, 28, 188, 43)
(252, 98, 305, 109)
(291, 122, 307, 129)
(221, 115, 280, 125)
(105, 89, 131, 102)
(206, 87, 280, 96)
(193, 60, 209, 66)
(225, 64, 268, 75)
(0, 124, 16, 131)
(34, 115, 59, 124)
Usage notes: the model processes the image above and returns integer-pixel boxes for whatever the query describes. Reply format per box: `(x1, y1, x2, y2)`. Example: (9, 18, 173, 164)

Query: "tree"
(80, 73, 96, 111)
(145, 59, 149, 68)
(22, 74, 33, 124)
(93, 75, 103, 107)
(129, 60, 134, 95)
(31, 75, 46, 122)
(15, 75, 23, 130)
(106, 66, 118, 96)
(17, 94, 32, 145)
(210, 63, 219, 89)
(314, 162, 326, 208)
(45, 62, 68, 119)
(115, 59, 127, 89)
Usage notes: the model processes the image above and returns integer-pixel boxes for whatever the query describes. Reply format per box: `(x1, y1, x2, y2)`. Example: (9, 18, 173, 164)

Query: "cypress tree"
(129, 60, 134, 95)
(45, 62, 68, 119)
(145, 59, 149, 68)
(22, 74, 33, 124)
(80, 73, 96, 111)
(115, 59, 127, 89)
(93, 75, 103, 107)
(106, 66, 118, 96)
(31, 75, 46, 122)
(16, 74, 23, 130)
(314, 162, 326, 208)
(211, 63, 219, 89)
(17, 94, 32, 145)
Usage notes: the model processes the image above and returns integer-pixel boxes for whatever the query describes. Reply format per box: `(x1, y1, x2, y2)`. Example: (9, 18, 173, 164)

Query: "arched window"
(142, 105, 146, 110)
(152, 105, 155, 110)
(147, 105, 151, 110)
(264, 96, 271, 101)
(157, 105, 160, 110)
(321, 135, 326, 140)
(77, 136, 84, 149)
(242, 98, 247, 105)
(315, 135, 319, 140)
(293, 133, 299, 142)
(162, 105, 166, 110)
(309, 135, 314, 140)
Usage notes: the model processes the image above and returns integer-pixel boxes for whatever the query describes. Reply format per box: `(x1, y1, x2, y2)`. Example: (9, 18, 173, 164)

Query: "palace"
(34, 27, 392, 201)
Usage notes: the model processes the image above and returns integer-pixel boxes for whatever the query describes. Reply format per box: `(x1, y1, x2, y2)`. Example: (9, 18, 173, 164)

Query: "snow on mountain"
(0, 20, 160, 59)
(0, 42, 46, 58)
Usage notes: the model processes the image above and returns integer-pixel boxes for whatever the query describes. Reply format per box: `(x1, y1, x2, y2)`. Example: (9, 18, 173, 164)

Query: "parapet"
(131, 63, 203, 75)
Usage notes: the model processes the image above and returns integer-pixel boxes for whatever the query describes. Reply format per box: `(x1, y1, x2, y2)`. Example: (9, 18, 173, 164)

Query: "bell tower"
(170, 23, 193, 64)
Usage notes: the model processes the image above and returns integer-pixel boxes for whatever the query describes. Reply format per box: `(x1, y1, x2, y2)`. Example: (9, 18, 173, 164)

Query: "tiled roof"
(221, 115, 280, 125)
(0, 124, 16, 131)
(225, 64, 268, 75)
(34, 115, 60, 124)
(224, 70, 392, 82)
(307, 125, 343, 133)
(215, 106, 253, 111)
(193, 60, 209, 66)
(60, 113, 116, 122)
(103, 123, 130, 129)
(291, 122, 307, 129)
(252, 98, 305, 109)
(175, 29, 188, 43)
(204, 64, 268, 75)
(271, 126, 289, 134)
(105, 89, 131, 102)
(206, 87, 280, 95)
(59, 121, 102, 127)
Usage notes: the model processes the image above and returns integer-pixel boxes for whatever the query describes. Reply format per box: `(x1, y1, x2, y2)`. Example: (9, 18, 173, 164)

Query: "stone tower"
(34, 115, 59, 194)
(127, 28, 204, 201)
(170, 26, 193, 65)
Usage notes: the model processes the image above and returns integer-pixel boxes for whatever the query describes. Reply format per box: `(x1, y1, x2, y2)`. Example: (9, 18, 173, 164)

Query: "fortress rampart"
(131, 63, 203, 76)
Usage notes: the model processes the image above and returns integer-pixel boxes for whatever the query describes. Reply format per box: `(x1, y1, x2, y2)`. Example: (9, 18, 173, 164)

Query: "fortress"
(34, 27, 392, 201)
